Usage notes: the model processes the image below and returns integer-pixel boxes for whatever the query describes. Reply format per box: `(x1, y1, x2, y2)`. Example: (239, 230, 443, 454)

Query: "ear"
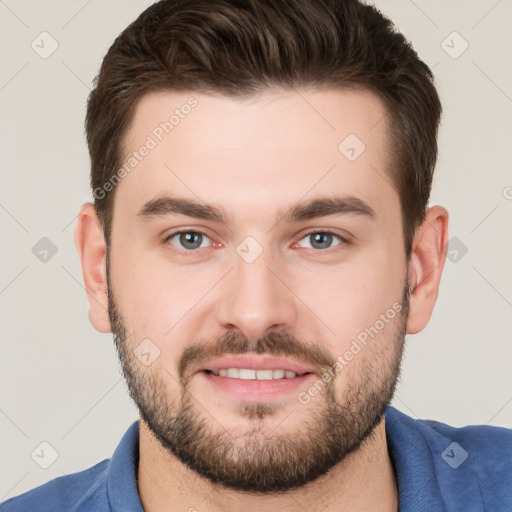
(406, 205, 449, 334)
(74, 203, 111, 333)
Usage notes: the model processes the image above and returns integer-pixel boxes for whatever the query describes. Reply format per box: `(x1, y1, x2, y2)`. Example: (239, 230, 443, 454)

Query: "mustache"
(178, 330, 336, 383)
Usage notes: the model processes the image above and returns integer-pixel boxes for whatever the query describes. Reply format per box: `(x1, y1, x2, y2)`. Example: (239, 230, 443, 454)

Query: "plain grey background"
(1, 0, 511, 500)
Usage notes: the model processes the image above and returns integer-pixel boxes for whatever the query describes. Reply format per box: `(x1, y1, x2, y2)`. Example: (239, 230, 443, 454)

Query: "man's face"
(106, 88, 410, 492)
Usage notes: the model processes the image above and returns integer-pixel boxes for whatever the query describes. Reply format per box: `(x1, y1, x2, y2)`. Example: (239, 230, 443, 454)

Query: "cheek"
(110, 251, 173, 338)
(299, 250, 405, 349)
(305, 265, 405, 397)
(111, 248, 221, 351)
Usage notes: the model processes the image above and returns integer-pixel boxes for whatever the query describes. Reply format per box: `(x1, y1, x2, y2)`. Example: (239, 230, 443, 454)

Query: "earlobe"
(74, 203, 112, 333)
(406, 205, 449, 335)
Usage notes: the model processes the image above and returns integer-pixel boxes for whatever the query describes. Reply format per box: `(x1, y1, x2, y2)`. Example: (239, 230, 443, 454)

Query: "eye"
(165, 230, 212, 252)
(295, 231, 348, 251)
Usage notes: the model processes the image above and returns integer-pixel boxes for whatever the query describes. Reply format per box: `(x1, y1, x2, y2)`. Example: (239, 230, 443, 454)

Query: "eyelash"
(163, 229, 350, 256)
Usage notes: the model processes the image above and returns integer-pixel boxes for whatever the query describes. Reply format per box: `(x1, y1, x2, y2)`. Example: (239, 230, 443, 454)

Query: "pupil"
(181, 232, 201, 249)
(311, 232, 331, 249)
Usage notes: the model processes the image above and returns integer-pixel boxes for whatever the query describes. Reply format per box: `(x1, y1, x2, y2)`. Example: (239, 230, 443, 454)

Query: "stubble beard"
(107, 259, 409, 493)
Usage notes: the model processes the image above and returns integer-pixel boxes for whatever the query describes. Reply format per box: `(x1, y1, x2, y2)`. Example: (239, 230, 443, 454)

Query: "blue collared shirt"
(2, 407, 511, 511)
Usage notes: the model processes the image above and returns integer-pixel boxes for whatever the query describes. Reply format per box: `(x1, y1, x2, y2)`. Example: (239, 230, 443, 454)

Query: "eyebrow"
(136, 195, 376, 224)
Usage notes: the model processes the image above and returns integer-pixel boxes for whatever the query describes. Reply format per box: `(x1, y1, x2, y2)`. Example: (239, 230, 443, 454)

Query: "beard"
(107, 258, 410, 494)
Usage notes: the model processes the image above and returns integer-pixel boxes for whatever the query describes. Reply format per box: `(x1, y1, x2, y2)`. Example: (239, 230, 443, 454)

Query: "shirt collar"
(107, 420, 144, 512)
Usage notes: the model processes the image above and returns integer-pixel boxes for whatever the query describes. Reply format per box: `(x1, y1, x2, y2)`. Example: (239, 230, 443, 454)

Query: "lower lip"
(198, 370, 317, 400)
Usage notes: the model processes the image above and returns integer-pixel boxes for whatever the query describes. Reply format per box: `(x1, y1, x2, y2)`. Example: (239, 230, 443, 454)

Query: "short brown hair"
(86, 0, 441, 257)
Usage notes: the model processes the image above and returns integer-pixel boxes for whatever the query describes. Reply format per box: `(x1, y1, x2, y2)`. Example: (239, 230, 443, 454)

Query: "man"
(2, 0, 510, 511)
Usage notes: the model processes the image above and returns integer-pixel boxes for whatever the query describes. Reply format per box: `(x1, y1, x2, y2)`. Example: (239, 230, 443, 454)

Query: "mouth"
(202, 368, 313, 380)
(196, 354, 317, 377)
(195, 355, 318, 400)
(197, 368, 317, 402)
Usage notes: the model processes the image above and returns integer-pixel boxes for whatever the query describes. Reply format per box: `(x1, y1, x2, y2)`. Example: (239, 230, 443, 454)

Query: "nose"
(215, 247, 299, 341)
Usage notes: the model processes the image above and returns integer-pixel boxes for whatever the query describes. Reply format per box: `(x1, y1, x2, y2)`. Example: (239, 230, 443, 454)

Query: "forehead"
(115, 87, 397, 225)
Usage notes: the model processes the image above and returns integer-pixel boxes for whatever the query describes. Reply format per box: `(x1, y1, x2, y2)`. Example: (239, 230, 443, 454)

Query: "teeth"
(209, 368, 301, 380)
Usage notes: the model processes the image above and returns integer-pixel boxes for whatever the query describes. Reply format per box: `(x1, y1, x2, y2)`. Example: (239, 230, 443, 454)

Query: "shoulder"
(387, 405, 512, 468)
(385, 406, 512, 511)
(1, 421, 140, 512)
(0, 459, 110, 512)
(421, 413, 512, 491)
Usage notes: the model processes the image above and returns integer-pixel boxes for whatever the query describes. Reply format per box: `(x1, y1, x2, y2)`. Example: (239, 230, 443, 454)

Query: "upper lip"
(197, 355, 317, 375)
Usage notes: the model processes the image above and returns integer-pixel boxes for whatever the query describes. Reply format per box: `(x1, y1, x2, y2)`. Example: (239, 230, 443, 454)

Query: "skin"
(75, 88, 449, 512)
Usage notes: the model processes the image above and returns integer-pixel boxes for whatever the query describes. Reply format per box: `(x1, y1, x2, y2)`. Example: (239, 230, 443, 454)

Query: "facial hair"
(107, 256, 410, 494)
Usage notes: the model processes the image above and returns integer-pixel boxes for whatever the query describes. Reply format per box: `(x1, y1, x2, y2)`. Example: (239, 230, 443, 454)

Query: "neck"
(137, 417, 398, 512)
